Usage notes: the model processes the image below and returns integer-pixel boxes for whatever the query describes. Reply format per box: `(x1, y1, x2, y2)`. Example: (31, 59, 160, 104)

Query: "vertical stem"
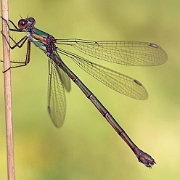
(1, 0, 15, 180)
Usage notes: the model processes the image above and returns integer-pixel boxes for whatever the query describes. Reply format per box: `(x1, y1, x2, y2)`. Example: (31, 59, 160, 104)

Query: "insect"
(1, 17, 167, 167)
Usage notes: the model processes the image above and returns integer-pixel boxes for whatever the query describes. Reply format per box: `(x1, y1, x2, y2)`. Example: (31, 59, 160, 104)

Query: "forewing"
(47, 59, 67, 128)
(56, 39, 167, 66)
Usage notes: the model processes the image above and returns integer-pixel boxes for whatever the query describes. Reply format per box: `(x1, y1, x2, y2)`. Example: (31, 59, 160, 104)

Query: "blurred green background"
(0, 0, 179, 179)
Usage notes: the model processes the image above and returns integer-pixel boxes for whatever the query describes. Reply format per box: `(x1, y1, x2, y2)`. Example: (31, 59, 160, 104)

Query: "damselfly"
(1, 17, 167, 167)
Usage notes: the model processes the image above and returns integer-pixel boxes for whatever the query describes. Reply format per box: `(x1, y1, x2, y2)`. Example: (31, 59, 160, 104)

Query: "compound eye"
(28, 17, 35, 23)
(18, 19, 27, 29)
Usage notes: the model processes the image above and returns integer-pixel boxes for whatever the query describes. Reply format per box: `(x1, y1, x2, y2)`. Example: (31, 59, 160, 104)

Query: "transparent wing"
(56, 39, 168, 66)
(47, 58, 71, 128)
(56, 63, 71, 92)
(57, 48, 148, 100)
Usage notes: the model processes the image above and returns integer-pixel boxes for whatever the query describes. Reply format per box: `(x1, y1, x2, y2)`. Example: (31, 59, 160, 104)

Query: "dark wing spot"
(48, 106, 51, 113)
(134, 79, 142, 86)
(149, 43, 158, 48)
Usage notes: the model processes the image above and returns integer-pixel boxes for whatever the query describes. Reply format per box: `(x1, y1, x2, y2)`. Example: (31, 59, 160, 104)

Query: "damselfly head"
(18, 17, 36, 30)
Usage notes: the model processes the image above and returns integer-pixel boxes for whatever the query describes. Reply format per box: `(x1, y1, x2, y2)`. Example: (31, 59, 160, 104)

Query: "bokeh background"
(0, 0, 179, 179)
